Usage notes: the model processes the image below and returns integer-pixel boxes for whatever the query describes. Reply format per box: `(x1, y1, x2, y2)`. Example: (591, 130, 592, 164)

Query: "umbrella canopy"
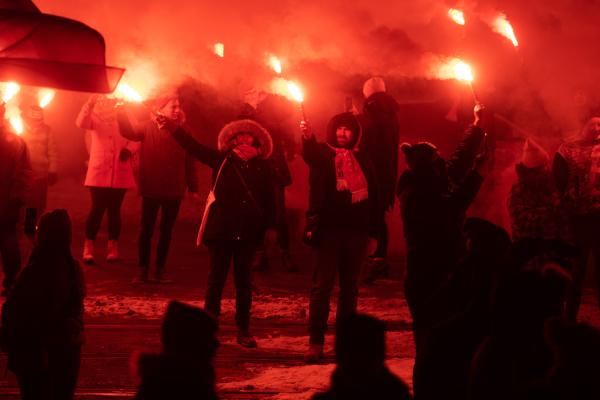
(0, 0, 124, 93)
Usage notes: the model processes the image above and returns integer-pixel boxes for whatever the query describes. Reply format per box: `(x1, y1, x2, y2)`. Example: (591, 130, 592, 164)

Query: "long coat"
(76, 102, 137, 189)
(171, 128, 276, 244)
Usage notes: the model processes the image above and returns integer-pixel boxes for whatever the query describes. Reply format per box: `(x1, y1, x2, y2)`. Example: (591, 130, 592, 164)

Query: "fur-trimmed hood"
(326, 112, 362, 150)
(217, 119, 273, 159)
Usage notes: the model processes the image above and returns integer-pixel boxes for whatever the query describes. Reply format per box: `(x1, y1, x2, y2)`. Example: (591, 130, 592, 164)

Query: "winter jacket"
(0, 128, 32, 221)
(117, 116, 198, 200)
(76, 102, 137, 189)
(171, 127, 276, 244)
(398, 125, 485, 315)
(302, 119, 380, 236)
(21, 123, 58, 179)
(0, 249, 86, 373)
(553, 137, 600, 216)
(508, 163, 568, 241)
(360, 92, 401, 210)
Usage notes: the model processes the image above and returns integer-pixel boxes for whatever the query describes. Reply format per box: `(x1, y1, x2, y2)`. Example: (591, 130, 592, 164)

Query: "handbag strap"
(210, 157, 228, 193)
(230, 160, 263, 217)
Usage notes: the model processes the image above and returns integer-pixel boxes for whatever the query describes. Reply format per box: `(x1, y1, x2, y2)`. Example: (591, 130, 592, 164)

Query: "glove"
(119, 148, 132, 162)
(48, 172, 58, 186)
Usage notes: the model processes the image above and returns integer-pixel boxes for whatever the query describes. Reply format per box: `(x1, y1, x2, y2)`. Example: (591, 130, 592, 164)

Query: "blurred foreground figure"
(359, 77, 401, 283)
(301, 113, 380, 363)
(118, 94, 198, 283)
(168, 118, 276, 348)
(0, 102, 32, 296)
(240, 90, 299, 273)
(76, 95, 137, 264)
(313, 313, 412, 400)
(553, 113, 600, 320)
(20, 100, 58, 217)
(134, 301, 219, 400)
(397, 104, 489, 349)
(1, 209, 86, 400)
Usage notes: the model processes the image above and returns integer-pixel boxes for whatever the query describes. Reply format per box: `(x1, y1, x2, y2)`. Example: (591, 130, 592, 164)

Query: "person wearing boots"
(166, 118, 276, 348)
(240, 89, 299, 272)
(20, 101, 59, 218)
(553, 112, 600, 320)
(76, 95, 138, 265)
(117, 93, 198, 283)
(0, 102, 32, 296)
(300, 112, 380, 363)
(359, 77, 401, 284)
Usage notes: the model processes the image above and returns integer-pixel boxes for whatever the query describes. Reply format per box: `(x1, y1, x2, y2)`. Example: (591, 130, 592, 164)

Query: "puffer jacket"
(21, 123, 58, 179)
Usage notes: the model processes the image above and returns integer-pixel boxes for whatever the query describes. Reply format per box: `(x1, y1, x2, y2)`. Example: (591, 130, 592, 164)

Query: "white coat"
(76, 103, 138, 189)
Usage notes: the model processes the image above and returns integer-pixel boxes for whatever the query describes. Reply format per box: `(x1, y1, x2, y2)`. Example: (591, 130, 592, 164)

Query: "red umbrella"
(0, 0, 124, 93)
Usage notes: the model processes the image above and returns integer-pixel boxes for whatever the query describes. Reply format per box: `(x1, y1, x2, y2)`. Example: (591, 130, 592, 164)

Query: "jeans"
(85, 187, 127, 240)
(308, 228, 368, 344)
(204, 241, 255, 331)
(139, 197, 181, 270)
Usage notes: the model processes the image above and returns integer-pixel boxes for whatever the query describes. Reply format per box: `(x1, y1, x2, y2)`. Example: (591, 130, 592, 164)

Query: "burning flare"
(9, 116, 23, 135)
(436, 58, 474, 82)
(114, 82, 143, 103)
(448, 8, 465, 26)
(492, 14, 519, 47)
(2, 82, 21, 103)
(214, 43, 225, 58)
(287, 82, 304, 103)
(268, 55, 282, 74)
(38, 89, 55, 108)
(270, 78, 304, 103)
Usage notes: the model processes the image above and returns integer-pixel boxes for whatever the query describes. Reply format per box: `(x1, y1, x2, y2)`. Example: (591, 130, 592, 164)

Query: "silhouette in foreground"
(1, 209, 86, 400)
(313, 313, 412, 400)
(134, 300, 219, 400)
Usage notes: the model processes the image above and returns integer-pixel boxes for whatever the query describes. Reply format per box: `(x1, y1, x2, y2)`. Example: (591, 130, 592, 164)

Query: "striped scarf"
(334, 148, 369, 203)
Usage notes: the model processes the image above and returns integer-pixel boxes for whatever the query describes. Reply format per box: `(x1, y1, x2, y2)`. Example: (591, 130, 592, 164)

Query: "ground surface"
(1, 178, 599, 399)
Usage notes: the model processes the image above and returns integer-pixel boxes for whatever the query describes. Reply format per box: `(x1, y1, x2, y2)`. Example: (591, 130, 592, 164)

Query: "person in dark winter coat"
(0, 103, 32, 296)
(117, 94, 199, 283)
(300, 112, 381, 363)
(167, 118, 276, 348)
(239, 91, 298, 272)
(135, 301, 219, 400)
(313, 313, 412, 400)
(359, 77, 401, 283)
(397, 104, 489, 349)
(413, 218, 511, 400)
(553, 113, 600, 320)
(0, 209, 86, 400)
(508, 138, 568, 242)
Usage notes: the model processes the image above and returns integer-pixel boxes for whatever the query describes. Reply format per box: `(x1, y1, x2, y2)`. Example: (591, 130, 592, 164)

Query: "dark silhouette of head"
(161, 301, 219, 360)
(36, 209, 72, 256)
(335, 313, 386, 375)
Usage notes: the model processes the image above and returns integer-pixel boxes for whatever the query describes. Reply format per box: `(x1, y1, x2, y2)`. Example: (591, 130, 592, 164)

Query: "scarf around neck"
(333, 148, 369, 203)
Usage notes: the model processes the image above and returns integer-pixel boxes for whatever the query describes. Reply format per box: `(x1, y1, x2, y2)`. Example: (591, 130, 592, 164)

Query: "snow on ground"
(83, 294, 410, 323)
(218, 358, 414, 399)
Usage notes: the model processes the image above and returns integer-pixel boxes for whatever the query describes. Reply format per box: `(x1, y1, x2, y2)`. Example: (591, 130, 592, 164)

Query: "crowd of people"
(0, 76, 600, 399)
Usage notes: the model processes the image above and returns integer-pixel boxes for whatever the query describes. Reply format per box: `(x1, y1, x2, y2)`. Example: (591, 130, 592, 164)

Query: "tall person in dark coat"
(397, 104, 489, 349)
(0, 102, 32, 296)
(360, 77, 401, 283)
(300, 112, 381, 363)
(166, 118, 276, 348)
(0, 209, 86, 400)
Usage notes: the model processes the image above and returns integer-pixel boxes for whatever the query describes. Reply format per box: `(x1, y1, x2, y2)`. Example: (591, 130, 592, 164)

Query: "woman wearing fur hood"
(167, 118, 276, 348)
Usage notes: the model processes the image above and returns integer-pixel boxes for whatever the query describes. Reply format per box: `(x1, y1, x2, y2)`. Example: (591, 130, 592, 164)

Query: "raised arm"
(172, 126, 223, 168)
(300, 122, 327, 167)
(447, 104, 487, 185)
(75, 96, 97, 130)
(116, 110, 146, 142)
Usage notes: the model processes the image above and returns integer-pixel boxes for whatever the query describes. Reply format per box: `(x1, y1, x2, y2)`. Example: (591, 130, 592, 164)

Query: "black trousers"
(139, 197, 181, 269)
(14, 344, 81, 400)
(85, 187, 127, 241)
(567, 213, 600, 320)
(204, 241, 255, 331)
(0, 222, 21, 290)
(308, 228, 368, 344)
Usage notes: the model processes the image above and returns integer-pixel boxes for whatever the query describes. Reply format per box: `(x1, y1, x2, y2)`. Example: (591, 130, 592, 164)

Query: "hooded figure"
(508, 138, 568, 242)
(359, 77, 401, 282)
(135, 301, 219, 400)
(1, 209, 85, 400)
(553, 114, 600, 320)
(169, 118, 276, 348)
(397, 112, 486, 350)
(300, 112, 381, 363)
